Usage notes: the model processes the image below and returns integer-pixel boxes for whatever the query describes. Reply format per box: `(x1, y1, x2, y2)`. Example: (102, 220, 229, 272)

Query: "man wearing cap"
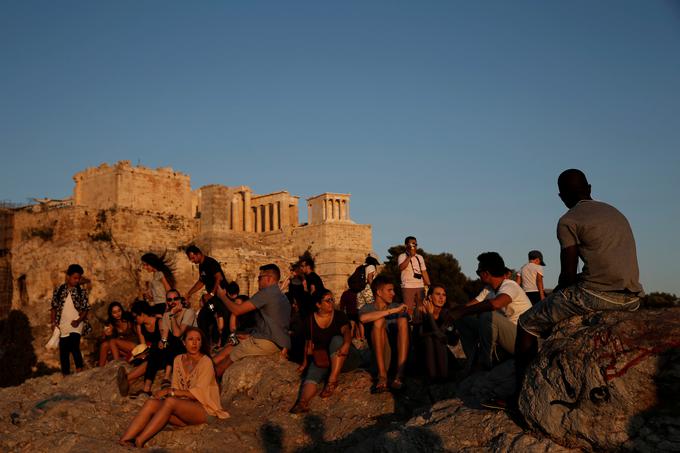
(451, 252, 532, 370)
(502, 169, 644, 412)
(517, 250, 546, 305)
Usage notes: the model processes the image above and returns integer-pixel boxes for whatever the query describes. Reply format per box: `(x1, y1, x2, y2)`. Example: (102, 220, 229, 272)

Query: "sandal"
(160, 379, 171, 389)
(320, 381, 338, 399)
(116, 366, 129, 397)
(371, 377, 389, 394)
(289, 400, 310, 414)
(390, 378, 405, 391)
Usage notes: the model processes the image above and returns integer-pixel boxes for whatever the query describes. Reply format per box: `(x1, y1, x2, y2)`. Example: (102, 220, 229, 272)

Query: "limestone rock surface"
(519, 307, 680, 451)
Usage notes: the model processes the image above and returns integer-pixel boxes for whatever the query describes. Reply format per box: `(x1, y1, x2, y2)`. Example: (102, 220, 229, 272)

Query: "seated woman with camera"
(119, 327, 229, 448)
(290, 289, 364, 414)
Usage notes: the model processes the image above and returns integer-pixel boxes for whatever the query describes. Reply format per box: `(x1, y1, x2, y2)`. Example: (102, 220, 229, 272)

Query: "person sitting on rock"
(119, 327, 229, 448)
(359, 275, 409, 392)
(212, 264, 291, 376)
(98, 301, 136, 366)
(412, 284, 459, 383)
(117, 300, 165, 398)
(158, 289, 197, 388)
(451, 252, 532, 371)
(290, 289, 364, 413)
(505, 169, 644, 412)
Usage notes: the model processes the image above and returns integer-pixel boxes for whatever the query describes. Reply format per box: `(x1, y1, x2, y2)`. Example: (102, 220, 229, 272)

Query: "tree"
(381, 245, 476, 305)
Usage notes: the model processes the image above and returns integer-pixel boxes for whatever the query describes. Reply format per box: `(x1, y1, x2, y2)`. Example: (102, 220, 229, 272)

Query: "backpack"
(347, 264, 367, 293)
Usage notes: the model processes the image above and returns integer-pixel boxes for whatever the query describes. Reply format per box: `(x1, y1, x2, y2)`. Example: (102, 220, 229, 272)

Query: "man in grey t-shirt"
(213, 263, 291, 376)
(486, 169, 644, 412)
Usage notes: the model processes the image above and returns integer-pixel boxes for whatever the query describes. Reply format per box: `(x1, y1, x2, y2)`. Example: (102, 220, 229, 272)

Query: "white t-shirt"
(59, 292, 83, 337)
(520, 262, 544, 293)
(495, 279, 532, 325)
(397, 253, 427, 288)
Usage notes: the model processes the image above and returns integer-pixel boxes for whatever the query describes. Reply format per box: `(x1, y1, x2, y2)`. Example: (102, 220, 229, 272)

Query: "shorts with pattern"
(518, 285, 640, 338)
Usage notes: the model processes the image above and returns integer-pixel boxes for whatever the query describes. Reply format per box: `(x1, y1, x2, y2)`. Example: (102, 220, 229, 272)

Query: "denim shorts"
(518, 285, 640, 338)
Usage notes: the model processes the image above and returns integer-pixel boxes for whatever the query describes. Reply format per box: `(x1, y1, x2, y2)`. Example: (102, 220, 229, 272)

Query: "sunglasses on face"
(166, 296, 182, 302)
(321, 297, 334, 303)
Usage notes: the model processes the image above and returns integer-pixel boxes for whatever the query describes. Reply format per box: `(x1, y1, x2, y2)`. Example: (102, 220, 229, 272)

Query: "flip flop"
(116, 366, 129, 397)
(320, 381, 338, 398)
(390, 378, 405, 391)
(371, 377, 389, 394)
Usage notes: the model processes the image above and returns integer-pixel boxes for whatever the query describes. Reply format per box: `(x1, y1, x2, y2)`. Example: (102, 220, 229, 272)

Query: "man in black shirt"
(185, 245, 228, 346)
(300, 256, 325, 297)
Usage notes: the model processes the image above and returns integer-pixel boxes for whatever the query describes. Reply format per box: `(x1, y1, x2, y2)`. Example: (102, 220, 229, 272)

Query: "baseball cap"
(528, 250, 546, 266)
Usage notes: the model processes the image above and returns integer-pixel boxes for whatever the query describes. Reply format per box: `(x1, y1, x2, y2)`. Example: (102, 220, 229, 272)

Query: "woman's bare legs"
(110, 339, 136, 361)
(134, 398, 208, 447)
(98, 340, 111, 367)
(119, 398, 162, 444)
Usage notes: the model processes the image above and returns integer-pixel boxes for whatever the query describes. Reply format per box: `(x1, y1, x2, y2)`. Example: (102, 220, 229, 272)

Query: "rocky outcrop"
(1, 308, 677, 452)
(520, 307, 680, 452)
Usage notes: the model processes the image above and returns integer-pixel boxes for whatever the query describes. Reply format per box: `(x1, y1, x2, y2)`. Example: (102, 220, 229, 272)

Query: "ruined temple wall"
(74, 161, 192, 218)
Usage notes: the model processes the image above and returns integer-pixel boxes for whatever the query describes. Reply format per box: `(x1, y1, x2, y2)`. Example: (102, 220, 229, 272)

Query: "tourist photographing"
(51, 264, 91, 375)
(397, 236, 430, 317)
(118, 327, 229, 448)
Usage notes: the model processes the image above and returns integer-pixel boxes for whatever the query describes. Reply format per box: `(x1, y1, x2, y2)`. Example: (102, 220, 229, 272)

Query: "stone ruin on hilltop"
(0, 159, 372, 332)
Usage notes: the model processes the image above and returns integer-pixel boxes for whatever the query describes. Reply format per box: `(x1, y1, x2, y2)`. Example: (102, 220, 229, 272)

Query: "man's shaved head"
(558, 169, 591, 208)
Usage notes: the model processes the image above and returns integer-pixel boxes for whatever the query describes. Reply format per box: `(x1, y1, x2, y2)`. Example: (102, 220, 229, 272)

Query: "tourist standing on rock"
(359, 275, 409, 392)
(98, 301, 136, 366)
(516, 250, 546, 305)
(51, 264, 92, 375)
(290, 289, 364, 413)
(141, 252, 176, 316)
(212, 264, 291, 376)
(398, 236, 430, 317)
(119, 327, 229, 448)
(451, 253, 532, 371)
(185, 245, 229, 347)
(501, 169, 644, 412)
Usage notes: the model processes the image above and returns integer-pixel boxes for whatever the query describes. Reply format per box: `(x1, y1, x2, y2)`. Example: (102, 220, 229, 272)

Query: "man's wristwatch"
(170, 389, 175, 397)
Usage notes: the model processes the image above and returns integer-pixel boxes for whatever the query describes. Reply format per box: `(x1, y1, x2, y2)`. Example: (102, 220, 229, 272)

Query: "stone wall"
(73, 161, 192, 218)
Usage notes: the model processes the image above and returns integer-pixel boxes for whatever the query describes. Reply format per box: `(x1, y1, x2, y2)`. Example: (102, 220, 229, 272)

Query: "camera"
(413, 273, 422, 279)
(207, 302, 216, 312)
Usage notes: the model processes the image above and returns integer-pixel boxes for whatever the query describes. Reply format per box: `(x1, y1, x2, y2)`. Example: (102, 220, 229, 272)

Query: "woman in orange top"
(119, 327, 229, 448)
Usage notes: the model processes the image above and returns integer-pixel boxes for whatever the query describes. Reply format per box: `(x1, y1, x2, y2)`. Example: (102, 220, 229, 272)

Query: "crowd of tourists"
(48, 169, 643, 447)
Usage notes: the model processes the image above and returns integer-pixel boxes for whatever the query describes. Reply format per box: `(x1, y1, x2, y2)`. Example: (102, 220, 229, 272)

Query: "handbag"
(46, 327, 60, 350)
(310, 316, 330, 368)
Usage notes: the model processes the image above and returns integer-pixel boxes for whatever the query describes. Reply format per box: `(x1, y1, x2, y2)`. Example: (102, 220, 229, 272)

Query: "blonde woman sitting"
(118, 327, 229, 448)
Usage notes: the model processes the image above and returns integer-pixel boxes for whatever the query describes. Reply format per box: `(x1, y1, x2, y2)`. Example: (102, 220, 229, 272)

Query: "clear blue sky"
(2, 1, 679, 295)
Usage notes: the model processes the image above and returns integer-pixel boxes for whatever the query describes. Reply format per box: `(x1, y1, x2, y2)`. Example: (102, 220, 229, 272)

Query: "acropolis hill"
(0, 160, 372, 322)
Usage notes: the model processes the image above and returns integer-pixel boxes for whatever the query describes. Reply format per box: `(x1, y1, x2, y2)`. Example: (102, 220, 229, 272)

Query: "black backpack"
(347, 264, 367, 293)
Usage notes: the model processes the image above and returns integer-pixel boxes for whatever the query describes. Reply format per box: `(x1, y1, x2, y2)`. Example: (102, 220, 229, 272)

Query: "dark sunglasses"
(166, 296, 182, 302)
